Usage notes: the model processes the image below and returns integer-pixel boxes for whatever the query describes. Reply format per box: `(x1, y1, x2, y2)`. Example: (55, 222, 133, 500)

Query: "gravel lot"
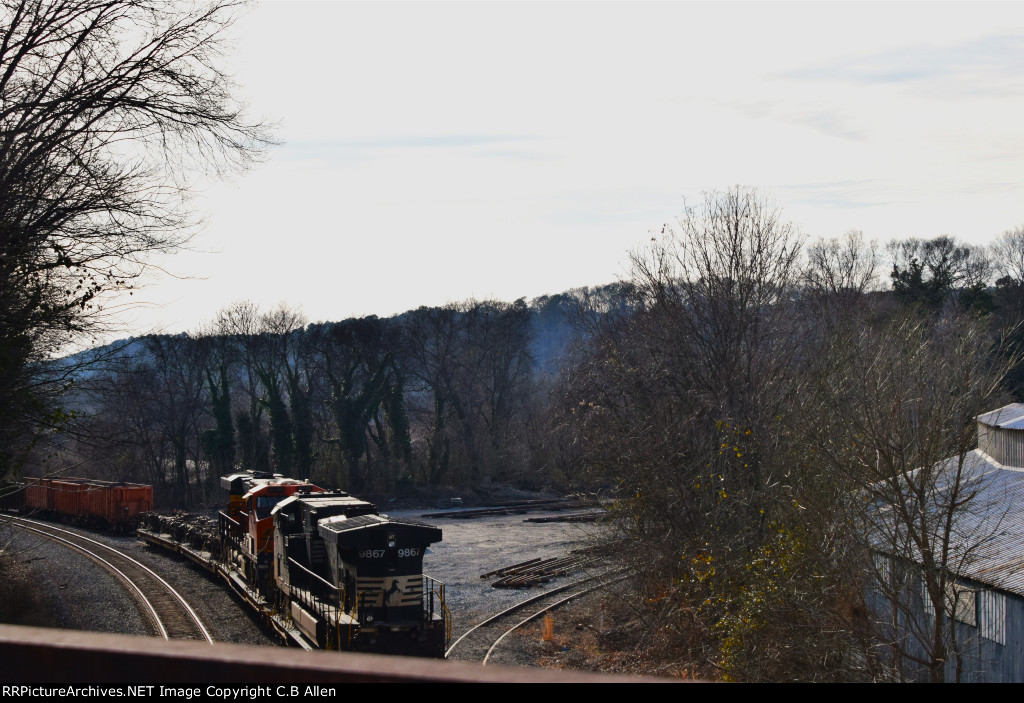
(398, 508, 607, 640)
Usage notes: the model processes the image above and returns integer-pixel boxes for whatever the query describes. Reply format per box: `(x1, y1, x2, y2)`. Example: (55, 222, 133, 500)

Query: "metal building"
(870, 403, 1024, 682)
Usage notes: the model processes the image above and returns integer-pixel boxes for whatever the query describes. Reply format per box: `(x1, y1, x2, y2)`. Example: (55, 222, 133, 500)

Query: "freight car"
(19, 476, 153, 532)
(138, 471, 449, 657)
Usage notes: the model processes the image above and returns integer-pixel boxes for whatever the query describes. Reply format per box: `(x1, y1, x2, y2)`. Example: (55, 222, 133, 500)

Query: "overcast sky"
(112, 1, 1024, 338)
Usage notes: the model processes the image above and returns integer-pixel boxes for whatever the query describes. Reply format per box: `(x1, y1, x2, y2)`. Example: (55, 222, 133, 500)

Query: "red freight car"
(23, 477, 153, 531)
(51, 479, 87, 517)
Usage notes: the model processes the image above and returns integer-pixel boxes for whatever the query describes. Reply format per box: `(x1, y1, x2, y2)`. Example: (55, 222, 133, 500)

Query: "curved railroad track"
(446, 572, 628, 664)
(1, 515, 214, 644)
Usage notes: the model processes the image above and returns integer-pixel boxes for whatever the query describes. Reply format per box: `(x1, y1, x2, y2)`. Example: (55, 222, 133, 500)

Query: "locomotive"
(138, 471, 449, 657)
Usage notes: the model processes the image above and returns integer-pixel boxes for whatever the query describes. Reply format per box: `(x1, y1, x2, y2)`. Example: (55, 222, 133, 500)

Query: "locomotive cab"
(269, 492, 447, 655)
(220, 471, 281, 523)
(320, 514, 446, 655)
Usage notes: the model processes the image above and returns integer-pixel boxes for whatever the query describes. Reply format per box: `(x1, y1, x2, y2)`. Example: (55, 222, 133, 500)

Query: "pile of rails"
(422, 498, 595, 520)
(524, 511, 607, 523)
(482, 546, 611, 588)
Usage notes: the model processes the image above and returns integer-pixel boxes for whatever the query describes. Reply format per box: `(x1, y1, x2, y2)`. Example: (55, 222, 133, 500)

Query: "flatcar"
(138, 471, 449, 657)
(20, 476, 153, 532)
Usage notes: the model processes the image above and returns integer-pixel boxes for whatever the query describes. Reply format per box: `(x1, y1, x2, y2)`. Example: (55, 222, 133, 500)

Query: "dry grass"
(515, 593, 716, 681)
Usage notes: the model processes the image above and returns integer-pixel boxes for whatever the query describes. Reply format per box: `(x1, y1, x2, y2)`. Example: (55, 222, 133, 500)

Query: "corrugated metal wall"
(868, 570, 1023, 681)
(978, 424, 1024, 468)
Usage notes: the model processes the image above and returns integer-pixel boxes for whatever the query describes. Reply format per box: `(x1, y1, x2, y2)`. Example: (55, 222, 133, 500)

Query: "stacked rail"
(422, 498, 595, 519)
(482, 545, 613, 588)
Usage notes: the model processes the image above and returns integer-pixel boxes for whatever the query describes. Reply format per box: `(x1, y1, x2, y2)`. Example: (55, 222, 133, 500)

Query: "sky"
(111, 1, 1024, 338)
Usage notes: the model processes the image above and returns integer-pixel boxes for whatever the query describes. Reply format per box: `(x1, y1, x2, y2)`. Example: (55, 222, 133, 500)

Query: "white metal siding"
(922, 577, 935, 617)
(979, 425, 1024, 468)
(980, 590, 1006, 645)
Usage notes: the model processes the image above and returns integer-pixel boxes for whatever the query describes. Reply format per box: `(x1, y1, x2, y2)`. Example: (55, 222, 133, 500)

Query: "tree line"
(33, 297, 573, 504)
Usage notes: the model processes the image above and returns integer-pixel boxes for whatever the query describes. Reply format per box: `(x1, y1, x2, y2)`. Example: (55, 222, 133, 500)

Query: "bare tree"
(804, 229, 880, 317)
(629, 187, 805, 496)
(212, 301, 268, 471)
(311, 316, 400, 490)
(400, 299, 534, 485)
(992, 225, 1024, 286)
(79, 334, 211, 506)
(563, 188, 877, 680)
(0, 0, 270, 478)
(562, 192, 1020, 680)
(251, 304, 306, 477)
(805, 311, 1015, 682)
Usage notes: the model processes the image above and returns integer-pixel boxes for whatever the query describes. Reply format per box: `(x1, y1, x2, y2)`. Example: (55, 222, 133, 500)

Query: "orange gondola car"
(22, 477, 153, 531)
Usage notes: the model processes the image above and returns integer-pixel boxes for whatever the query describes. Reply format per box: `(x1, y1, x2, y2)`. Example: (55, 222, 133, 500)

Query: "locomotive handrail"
(286, 556, 341, 626)
(438, 584, 452, 644)
(287, 556, 338, 593)
(424, 575, 438, 619)
(423, 575, 451, 643)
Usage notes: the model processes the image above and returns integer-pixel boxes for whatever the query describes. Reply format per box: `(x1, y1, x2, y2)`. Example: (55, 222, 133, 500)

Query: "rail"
(3, 516, 214, 644)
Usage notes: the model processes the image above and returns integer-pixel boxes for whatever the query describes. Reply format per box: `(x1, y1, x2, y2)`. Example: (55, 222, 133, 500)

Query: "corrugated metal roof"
(977, 403, 1024, 429)
(318, 513, 438, 535)
(872, 448, 1024, 597)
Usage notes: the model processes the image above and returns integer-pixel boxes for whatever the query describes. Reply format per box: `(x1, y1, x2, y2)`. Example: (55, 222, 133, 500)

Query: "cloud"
(277, 134, 551, 165)
(342, 134, 542, 149)
(537, 187, 682, 227)
(779, 34, 1024, 98)
(778, 180, 895, 209)
(780, 178, 1021, 213)
(706, 97, 867, 142)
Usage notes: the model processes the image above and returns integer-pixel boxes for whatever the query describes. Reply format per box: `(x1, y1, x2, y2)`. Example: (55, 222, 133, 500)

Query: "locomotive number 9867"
(358, 547, 420, 559)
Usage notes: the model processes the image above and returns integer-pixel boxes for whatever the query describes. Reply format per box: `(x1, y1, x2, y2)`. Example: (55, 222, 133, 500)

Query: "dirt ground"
(502, 590, 706, 680)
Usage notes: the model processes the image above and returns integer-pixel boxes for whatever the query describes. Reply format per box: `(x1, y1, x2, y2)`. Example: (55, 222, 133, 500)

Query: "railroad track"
(1, 515, 214, 644)
(446, 572, 628, 664)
